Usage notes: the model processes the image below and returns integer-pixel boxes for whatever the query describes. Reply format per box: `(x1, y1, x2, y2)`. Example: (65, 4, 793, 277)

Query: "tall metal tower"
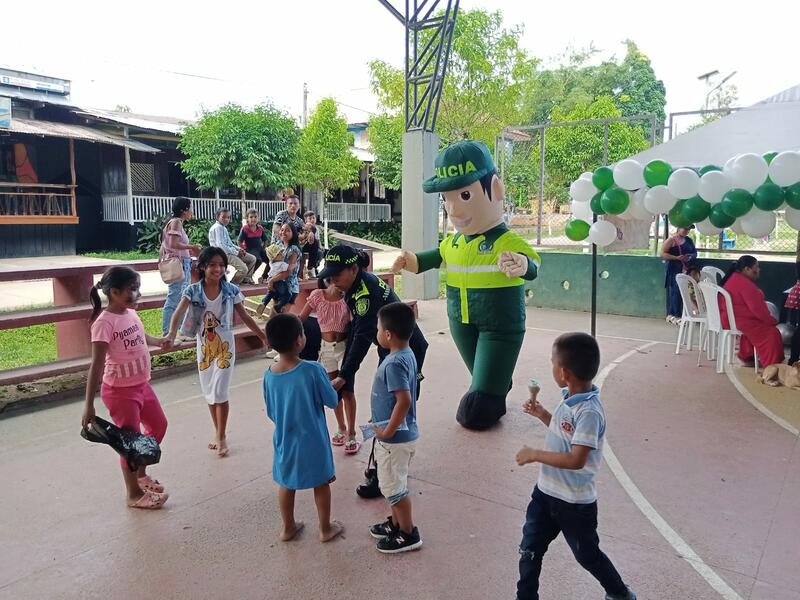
(377, 0, 459, 132)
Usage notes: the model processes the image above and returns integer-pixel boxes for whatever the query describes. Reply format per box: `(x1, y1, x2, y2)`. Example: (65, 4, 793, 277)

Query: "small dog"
(759, 362, 800, 389)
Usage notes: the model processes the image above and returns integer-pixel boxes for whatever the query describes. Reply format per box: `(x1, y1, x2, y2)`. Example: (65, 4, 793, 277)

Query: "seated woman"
(720, 255, 784, 367)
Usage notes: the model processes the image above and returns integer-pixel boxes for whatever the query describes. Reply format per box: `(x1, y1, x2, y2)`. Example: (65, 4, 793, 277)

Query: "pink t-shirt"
(307, 289, 351, 333)
(91, 309, 151, 387)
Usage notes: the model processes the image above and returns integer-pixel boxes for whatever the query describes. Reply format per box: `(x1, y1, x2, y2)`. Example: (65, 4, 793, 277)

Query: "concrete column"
(401, 130, 439, 300)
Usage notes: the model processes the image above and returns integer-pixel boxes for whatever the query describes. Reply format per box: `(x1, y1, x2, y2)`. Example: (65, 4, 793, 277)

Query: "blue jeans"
(162, 258, 192, 335)
(666, 275, 683, 318)
(261, 280, 293, 313)
(517, 487, 628, 600)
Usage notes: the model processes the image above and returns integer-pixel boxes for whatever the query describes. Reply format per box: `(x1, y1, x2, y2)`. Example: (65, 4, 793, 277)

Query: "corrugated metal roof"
(73, 107, 189, 135)
(6, 117, 159, 153)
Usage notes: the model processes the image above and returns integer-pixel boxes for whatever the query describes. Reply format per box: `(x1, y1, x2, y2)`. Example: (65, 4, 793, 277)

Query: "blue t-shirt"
(263, 360, 339, 489)
(370, 347, 419, 443)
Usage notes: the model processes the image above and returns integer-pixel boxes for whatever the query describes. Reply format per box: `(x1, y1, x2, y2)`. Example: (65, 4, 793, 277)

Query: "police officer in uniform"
(318, 244, 428, 497)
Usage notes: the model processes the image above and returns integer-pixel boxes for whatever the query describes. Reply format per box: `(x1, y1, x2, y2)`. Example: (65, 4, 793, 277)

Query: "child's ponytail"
(89, 283, 103, 323)
(89, 266, 140, 322)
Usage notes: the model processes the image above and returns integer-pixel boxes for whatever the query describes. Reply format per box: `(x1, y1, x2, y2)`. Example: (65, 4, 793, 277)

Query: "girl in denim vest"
(167, 247, 266, 457)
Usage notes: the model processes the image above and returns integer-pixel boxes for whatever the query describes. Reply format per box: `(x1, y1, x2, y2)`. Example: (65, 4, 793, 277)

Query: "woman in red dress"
(720, 255, 784, 367)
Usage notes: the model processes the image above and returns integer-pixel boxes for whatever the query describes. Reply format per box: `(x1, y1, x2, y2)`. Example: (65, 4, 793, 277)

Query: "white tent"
(627, 84, 800, 168)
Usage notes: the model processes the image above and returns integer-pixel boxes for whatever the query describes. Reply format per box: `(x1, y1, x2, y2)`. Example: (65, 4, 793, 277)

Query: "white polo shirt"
(537, 386, 606, 504)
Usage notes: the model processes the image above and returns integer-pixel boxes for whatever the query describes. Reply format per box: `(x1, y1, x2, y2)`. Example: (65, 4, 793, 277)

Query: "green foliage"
(369, 9, 535, 148)
(136, 213, 169, 253)
(82, 250, 158, 260)
(367, 113, 404, 190)
(295, 98, 362, 199)
(179, 103, 300, 192)
(137, 213, 241, 254)
(341, 222, 402, 248)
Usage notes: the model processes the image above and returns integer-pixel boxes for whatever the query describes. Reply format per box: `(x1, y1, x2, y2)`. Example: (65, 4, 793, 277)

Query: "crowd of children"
(82, 203, 637, 595)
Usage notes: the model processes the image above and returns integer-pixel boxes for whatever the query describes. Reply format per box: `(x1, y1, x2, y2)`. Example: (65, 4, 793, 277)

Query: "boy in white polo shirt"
(515, 332, 636, 600)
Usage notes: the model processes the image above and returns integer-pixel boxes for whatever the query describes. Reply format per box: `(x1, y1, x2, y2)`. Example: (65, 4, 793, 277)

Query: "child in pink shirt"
(82, 266, 171, 510)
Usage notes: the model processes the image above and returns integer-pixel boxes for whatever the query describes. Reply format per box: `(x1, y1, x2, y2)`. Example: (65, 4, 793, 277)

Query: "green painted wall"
(525, 253, 795, 319)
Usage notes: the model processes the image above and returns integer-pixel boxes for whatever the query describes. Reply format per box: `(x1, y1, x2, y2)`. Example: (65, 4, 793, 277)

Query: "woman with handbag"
(161, 197, 201, 335)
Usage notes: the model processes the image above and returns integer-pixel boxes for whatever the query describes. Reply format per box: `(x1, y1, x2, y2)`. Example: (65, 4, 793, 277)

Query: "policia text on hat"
(393, 140, 541, 430)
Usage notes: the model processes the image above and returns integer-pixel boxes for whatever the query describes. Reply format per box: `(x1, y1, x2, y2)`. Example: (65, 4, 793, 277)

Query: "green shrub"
(341, 222, 401, 247)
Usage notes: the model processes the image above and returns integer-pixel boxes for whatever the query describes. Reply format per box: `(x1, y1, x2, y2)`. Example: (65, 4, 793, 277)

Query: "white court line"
(724, 365, 800, 437)
(597, 342, 743, 600)
(430, 326, 670, 347)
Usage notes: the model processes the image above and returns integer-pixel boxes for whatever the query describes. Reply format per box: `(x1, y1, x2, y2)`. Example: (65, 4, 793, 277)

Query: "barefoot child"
(167, 247, 267, 457)
(515, 333, 636, 600)
(368, 302, 423, 554)
(82, 266, 171, 509)
(299, 279, 355, 453)
(263, 313, 344, 543)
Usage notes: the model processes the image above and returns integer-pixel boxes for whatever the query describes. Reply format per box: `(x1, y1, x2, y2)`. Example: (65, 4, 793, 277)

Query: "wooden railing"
(326, 202, 391, 223)
(0, 182, 78, 225)
(102, 195, 286, 224)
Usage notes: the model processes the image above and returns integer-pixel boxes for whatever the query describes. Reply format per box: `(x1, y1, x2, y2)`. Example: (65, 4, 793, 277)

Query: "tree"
(295, 97, 362, 246)
(611, 40, 666, 136)
(179, 103, 299, 196)
(369, 8, 535, 148)
(367, 113, 404, 190)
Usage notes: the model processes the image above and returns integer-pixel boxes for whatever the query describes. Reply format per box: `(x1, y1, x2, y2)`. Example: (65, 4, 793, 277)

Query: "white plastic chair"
(675, 274, 706, 354)
(698, 281, 722, 368)
(716, 285, 758, 375)
(701, 266, 725, 284)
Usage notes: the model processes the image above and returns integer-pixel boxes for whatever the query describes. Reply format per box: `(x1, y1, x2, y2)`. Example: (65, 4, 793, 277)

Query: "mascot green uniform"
(393, 140, 540, 430)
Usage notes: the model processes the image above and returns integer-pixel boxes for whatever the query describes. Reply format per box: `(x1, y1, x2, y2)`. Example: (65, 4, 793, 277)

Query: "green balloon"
(784, 183, 800, 210)
(682, 196, 711, 223)
(592, 166, 614, 191)
(699, 165, 722, 175)
(708, 204, 736, 229)
(565, 219, 591, 241)
(753, 183, 784, 211)
(643, 160, 672, 187)
(669, 201, 693, 228)
(590, 191, 606, 215)
(720, 188, 754, 218)
(600, 188, 630, 215)
(763, 152, 778, 165)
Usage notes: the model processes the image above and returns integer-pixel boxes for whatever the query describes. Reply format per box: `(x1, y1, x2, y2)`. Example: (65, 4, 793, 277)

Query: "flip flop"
(128, 491, 168, 509)
(331, 431, 346, 446)
(344, 439, 361, 455)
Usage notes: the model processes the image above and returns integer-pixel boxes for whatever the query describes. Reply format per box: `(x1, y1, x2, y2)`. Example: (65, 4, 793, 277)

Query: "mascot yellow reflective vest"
(393, 140, 540, 430)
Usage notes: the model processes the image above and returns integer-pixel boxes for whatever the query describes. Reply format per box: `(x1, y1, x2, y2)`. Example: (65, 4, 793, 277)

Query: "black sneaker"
(376, 527, 422, 554)
(369, 516, 397, 539)
(605, 587, 636, 600)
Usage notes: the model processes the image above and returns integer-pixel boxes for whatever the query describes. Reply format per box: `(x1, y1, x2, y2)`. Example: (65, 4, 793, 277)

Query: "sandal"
(138, 475, 165, 493)
(344, 439, 362, 455)
(331, 431, 346, 446)
(128, 491, 168, 509)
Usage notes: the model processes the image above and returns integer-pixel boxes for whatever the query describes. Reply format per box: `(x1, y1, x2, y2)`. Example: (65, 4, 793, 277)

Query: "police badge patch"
(355, 297, 370, 316)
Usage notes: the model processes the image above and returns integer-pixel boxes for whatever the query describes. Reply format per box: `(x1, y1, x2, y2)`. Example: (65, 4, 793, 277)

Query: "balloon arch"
(566, 151, 800, 246)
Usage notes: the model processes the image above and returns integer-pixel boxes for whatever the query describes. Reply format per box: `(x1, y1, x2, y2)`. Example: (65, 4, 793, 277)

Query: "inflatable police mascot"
(393, 140, 540, 430)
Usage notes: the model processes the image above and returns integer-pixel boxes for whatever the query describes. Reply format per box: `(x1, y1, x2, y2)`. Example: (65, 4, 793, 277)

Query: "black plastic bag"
(81, 416, 161, 472)
(356, 438, 383, 499)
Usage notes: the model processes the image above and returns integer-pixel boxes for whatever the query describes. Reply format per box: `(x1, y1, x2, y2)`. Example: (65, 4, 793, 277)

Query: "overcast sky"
(3, 0, 798, 133)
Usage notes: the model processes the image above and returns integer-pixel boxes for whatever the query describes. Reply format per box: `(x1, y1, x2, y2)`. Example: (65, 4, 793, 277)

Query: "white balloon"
(571, 199, 593, 222)
(741, 209, 776, 238)
(587, 220, 617, 247)
(667, 168, 700, 199)
(723, 155, 739, 175)
(731, 153, 769, 193)
(643, 185, 677, 214)
(612, 159, 645, 190)
(579, 171, 594, 181)
(696, 218, 722, 236)
(697, 170, 731, 205)
(785, 206, 800, 230)
(627, 188, 652, 220)
(730, 219, 746, 235)
(768, 151, 800, 187)
(570, 178, 597, 203)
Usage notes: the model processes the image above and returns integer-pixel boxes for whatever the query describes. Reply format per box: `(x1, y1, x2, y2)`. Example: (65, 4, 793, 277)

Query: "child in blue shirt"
(515, 332, 636, 600)
(263, 313, 344, 543)
(368, 302, 422, 554)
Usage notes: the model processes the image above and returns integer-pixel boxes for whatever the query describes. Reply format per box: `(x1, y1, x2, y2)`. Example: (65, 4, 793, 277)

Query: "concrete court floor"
(1, 301, 798, 600)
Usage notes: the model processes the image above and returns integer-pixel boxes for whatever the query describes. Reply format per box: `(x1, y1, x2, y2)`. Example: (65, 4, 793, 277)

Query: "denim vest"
(180, 280, 241, 337)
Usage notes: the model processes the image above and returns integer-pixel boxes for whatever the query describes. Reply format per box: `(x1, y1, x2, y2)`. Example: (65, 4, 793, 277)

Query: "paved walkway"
(1, 302, 798, 599)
